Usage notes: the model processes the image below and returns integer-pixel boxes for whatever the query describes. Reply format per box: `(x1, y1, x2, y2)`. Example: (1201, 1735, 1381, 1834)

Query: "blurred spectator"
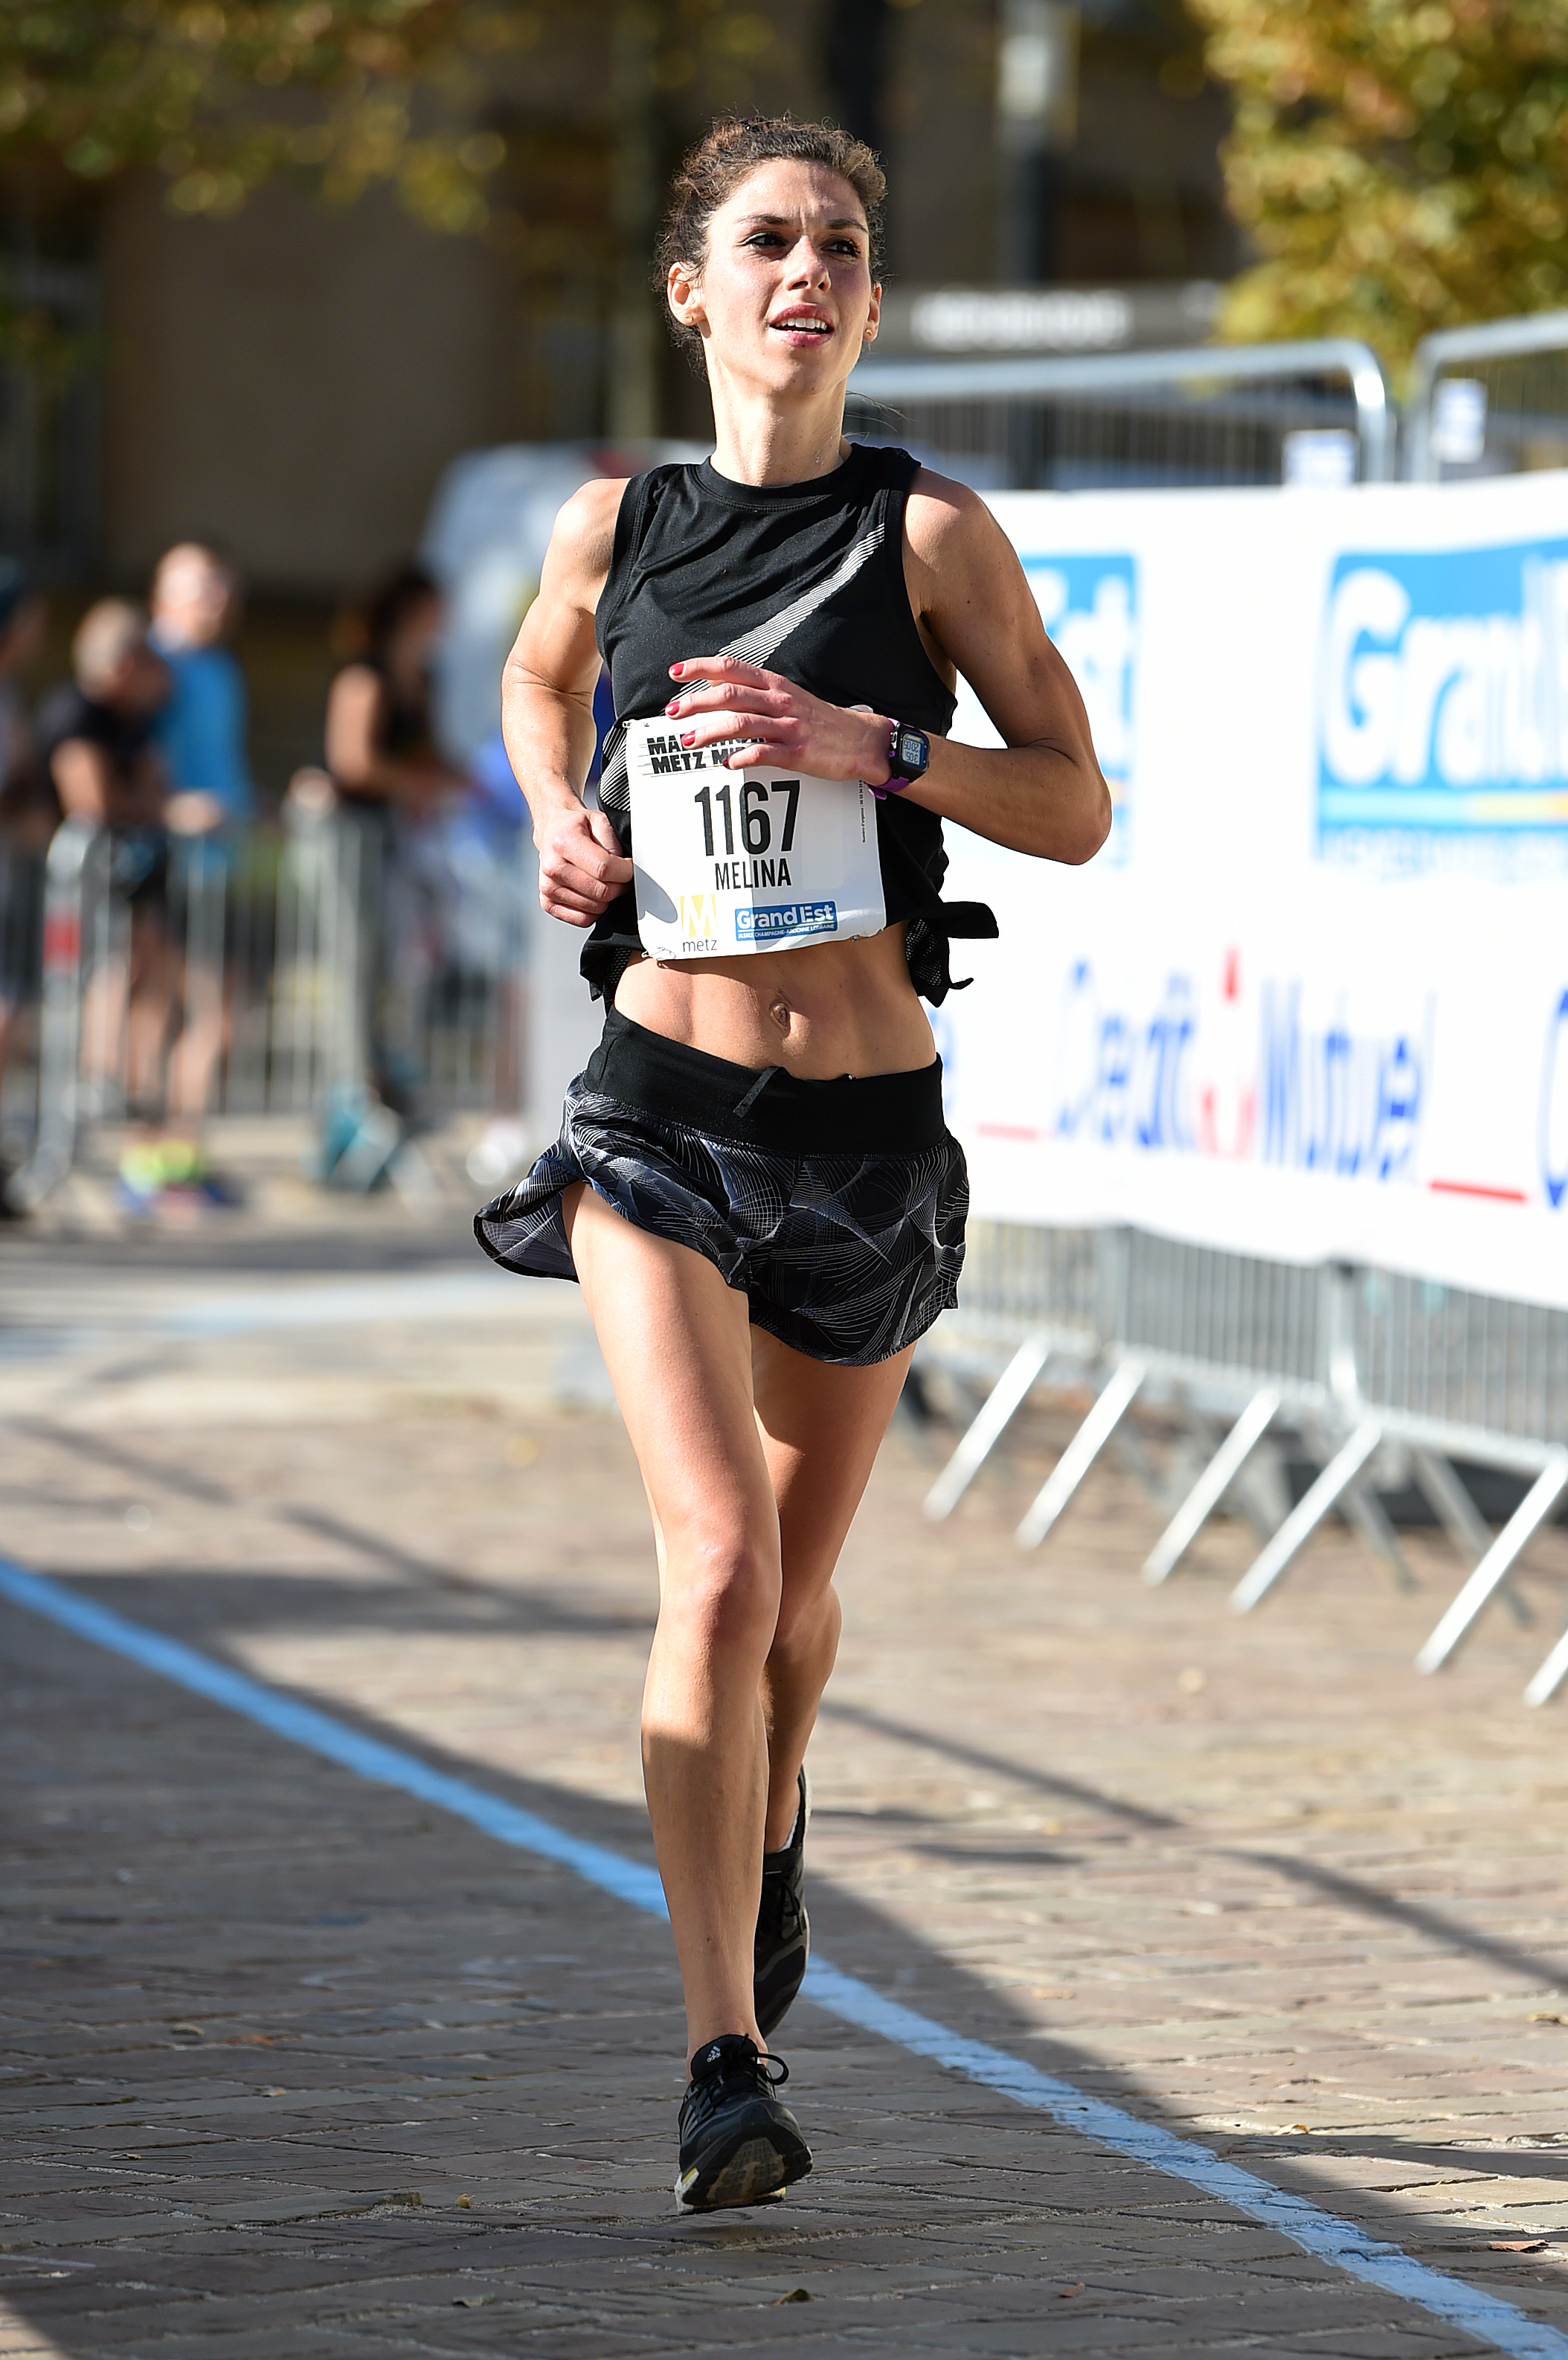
(150, 541, 254, 834)
(325, 565, 465, 820)
(149, 541, 253, 1153)
(36, 600, 173, 1117)
(316, 564, 469, 1120)
(0, 563, 51, 1171)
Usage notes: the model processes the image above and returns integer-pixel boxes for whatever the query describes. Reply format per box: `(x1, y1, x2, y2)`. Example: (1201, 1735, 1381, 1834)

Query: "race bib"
(626, 717, 887, 961)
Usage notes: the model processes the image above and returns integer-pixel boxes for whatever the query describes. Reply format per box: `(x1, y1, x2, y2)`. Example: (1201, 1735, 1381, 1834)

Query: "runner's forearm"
(501, 674, 600, 835)
(897, 732, 1108, 867)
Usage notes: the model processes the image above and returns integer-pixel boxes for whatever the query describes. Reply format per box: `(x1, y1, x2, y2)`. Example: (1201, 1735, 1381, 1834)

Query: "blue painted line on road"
(155, 1272, 512, 1339)
(0, 1269, 523, 1365)
(4, 1555, 1564, 2360)
(0, 1561, 663, 1920)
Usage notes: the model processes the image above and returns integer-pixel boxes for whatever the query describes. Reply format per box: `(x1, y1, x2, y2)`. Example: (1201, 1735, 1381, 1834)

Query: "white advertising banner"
(938, 470, 1568, 1312)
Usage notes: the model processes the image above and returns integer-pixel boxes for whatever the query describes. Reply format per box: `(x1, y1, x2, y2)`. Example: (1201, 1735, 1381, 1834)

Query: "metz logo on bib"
(626, 717, 887, 961)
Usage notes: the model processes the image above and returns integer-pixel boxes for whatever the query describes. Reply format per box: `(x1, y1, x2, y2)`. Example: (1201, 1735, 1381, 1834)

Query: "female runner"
(476, 115, 1108, 2213)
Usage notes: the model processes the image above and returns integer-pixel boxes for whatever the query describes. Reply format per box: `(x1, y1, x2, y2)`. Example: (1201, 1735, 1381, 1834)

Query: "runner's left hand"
(665, 657, 890, 783)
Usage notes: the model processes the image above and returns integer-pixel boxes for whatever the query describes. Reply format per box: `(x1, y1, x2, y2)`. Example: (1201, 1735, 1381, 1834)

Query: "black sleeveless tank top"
(588, 442, 998, 1004)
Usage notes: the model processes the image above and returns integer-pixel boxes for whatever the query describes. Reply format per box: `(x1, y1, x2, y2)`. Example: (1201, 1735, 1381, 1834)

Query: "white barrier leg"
(1230, 1417, 1384, 1612)
(1229, 1433, 1292, 1543)
(1416, 1453, 1568, 1675)
(1340, 1481, 1416, 1592)
(1016, 1356, 1148, 1551)
(1410, 1446, 1532, 1627)
(1523, 1620, 1568, 1708)
(1108, 1408, 1168, 1507)
(1411, 1445, 1491, 1559)
(923, 1335, 1053, 1522)
(1142, 1385, 1282, 1585)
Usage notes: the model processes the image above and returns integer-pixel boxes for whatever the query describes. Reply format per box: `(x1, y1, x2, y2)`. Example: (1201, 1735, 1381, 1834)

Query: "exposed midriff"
(612, 920, 936, 1078)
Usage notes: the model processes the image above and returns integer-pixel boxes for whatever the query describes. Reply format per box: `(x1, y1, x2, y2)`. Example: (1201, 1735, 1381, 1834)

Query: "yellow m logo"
(680, 894, 718, 939)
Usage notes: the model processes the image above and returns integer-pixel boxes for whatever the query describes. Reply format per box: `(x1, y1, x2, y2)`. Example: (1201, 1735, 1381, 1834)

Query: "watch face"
(896, 729, 928, 773)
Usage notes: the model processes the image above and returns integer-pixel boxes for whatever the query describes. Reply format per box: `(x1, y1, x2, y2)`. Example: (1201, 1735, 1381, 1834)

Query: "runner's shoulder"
(905, 464, 1003, 575)
(548, 476, 632, 597)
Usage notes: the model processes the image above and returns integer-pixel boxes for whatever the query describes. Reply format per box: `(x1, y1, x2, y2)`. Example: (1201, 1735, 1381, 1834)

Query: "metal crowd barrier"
(852, 310, 1568, 491)
(4, 818, 109, 1213)
(1347, 1274, 1568, 1697)
(922, 1219, 1102, 1520)
(896, 307, 1568, 1706)
(931, 1225, 1568, 1708)
(933, 1229, 1349, 1560)
(847, 339, 1395, 489)
(0, 801, 528, 1204)
(1405, 308, 1568, 483)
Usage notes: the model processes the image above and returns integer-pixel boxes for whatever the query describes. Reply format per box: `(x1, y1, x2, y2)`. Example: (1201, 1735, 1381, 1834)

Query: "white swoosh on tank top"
(597, 519, 887, 809)
(718, 520, 886, 668)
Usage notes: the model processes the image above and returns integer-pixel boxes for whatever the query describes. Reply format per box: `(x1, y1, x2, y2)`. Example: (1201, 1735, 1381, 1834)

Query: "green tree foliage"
(0, 1, 531, 233)
(0, 0, 799, 388)
(1189, 0, 1568, 371)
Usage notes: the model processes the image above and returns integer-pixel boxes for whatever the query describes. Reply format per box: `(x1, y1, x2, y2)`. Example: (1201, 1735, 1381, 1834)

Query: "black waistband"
(582, 1008, 948, 1154)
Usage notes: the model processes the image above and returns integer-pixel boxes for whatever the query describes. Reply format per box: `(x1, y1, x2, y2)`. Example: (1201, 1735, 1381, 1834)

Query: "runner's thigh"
(751, 1330, 914, 1600)
(562, 1181, 778, 1557)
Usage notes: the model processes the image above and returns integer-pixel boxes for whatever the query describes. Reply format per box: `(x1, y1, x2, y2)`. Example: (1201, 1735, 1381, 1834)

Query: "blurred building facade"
(2, 0, 1240, 600)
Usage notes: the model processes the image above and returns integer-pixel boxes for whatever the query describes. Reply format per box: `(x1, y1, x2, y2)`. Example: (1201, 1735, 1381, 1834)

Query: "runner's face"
(673, 161, 879, 385)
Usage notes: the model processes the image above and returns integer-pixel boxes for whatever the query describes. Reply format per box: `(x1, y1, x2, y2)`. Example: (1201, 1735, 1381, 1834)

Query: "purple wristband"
(867, 716, 910, 800)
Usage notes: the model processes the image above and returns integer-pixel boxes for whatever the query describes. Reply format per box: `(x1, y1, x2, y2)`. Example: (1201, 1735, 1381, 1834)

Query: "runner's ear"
(667, 260, 704, 333)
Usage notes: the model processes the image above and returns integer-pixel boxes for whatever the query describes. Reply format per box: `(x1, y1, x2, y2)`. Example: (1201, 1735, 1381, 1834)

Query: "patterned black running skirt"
(474, 1010, 968, 1367)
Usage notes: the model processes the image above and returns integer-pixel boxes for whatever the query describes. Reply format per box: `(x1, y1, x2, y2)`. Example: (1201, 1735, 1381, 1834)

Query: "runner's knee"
(659, 1529, 780, 1654)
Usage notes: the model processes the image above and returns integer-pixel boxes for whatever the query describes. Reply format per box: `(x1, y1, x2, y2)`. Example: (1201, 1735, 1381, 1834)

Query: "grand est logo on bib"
(626, 716, 887, 961)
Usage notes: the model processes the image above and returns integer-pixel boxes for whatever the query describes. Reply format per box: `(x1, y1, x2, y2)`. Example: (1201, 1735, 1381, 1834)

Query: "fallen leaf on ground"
(774, 2288, 812, 2303)
(1490, 2239, 1547, 2252)
(1059, 2283, 1086, 2298)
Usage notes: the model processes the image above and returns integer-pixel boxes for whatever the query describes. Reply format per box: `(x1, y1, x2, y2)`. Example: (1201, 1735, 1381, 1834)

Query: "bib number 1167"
(692, 775, 800, 860)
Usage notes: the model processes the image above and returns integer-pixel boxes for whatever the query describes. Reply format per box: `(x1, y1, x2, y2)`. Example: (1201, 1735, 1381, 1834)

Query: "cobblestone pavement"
(3, 1230, 1568, 2357)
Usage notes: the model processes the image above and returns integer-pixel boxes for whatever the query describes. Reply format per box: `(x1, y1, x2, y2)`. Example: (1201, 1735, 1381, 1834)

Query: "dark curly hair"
(655, 115, 886, 352)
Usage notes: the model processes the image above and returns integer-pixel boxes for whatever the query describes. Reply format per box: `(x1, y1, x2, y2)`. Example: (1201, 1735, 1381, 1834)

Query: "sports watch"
(875, 718, 931, 798)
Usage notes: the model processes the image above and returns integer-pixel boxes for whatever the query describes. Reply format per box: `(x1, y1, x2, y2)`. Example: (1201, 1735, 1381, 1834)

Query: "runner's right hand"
(536, 801, 634, 927)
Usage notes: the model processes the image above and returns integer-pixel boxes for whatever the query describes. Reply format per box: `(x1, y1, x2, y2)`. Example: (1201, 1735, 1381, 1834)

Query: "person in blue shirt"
(130, 542, 254, 1201)
(149, 542, 254, 831)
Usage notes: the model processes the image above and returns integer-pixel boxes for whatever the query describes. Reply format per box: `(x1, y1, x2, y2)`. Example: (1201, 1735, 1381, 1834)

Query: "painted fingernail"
(680, 732, 695, 748)
(665, 700, 679, 716)
(669, 663, 684, 677)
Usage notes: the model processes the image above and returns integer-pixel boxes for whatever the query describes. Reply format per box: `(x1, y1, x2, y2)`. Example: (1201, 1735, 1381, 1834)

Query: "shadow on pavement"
(5, 1561, 1568, 2358)
(819, 1696, 1568, 1996)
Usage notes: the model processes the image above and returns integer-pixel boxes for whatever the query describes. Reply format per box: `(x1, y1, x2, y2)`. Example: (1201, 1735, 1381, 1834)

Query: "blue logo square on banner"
(1024, 555, 1137, 859)
(1317, 539, 1568, 877)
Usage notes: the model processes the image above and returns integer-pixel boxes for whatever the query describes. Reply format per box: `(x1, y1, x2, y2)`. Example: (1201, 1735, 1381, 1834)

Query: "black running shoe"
(754, 1766, 810, 2039)
(675, 2033, 812, 2213)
